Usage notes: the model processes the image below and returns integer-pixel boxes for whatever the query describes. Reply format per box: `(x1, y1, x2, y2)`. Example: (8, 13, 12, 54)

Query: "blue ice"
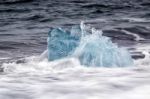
(47, 23, 133, 67)
(47, 27, 80, 61)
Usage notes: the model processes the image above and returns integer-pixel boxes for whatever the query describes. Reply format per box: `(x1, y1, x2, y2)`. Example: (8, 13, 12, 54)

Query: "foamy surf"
(0, 53, 150, 99)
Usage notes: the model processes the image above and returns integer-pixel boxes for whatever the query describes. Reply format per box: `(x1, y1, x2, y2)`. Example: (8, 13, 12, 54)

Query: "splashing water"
(48, 22, 133, 67)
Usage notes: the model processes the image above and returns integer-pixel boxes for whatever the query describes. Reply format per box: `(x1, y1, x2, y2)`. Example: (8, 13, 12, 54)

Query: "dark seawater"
(0, 0, 150, 99)
(0, 0, 150, 63)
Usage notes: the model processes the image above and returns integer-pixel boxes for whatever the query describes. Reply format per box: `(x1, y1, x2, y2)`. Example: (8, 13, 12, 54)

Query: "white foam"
(134, 44, 150, 62)
(0, 55, 150, 99)
(122, 17, 150, 22)
(120, 29, 145, 41)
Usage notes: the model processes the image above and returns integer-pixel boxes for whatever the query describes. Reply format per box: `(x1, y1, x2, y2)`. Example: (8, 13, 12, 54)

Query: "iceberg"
(47, 22, 133, 67)
(47, 27, 79, 61)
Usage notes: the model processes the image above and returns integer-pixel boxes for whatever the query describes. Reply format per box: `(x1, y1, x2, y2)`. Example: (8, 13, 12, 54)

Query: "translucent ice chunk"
(73, 32, 133, 67)
(47, 23, 133, 67)
(48, 28, 79, 61)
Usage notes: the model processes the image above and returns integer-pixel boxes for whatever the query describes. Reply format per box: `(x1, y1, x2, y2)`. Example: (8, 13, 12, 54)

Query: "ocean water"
(0, 0, 150, 99)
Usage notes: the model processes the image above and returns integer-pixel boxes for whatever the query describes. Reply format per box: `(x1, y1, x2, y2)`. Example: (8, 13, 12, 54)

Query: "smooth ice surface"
(48, 23, 133, 67)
